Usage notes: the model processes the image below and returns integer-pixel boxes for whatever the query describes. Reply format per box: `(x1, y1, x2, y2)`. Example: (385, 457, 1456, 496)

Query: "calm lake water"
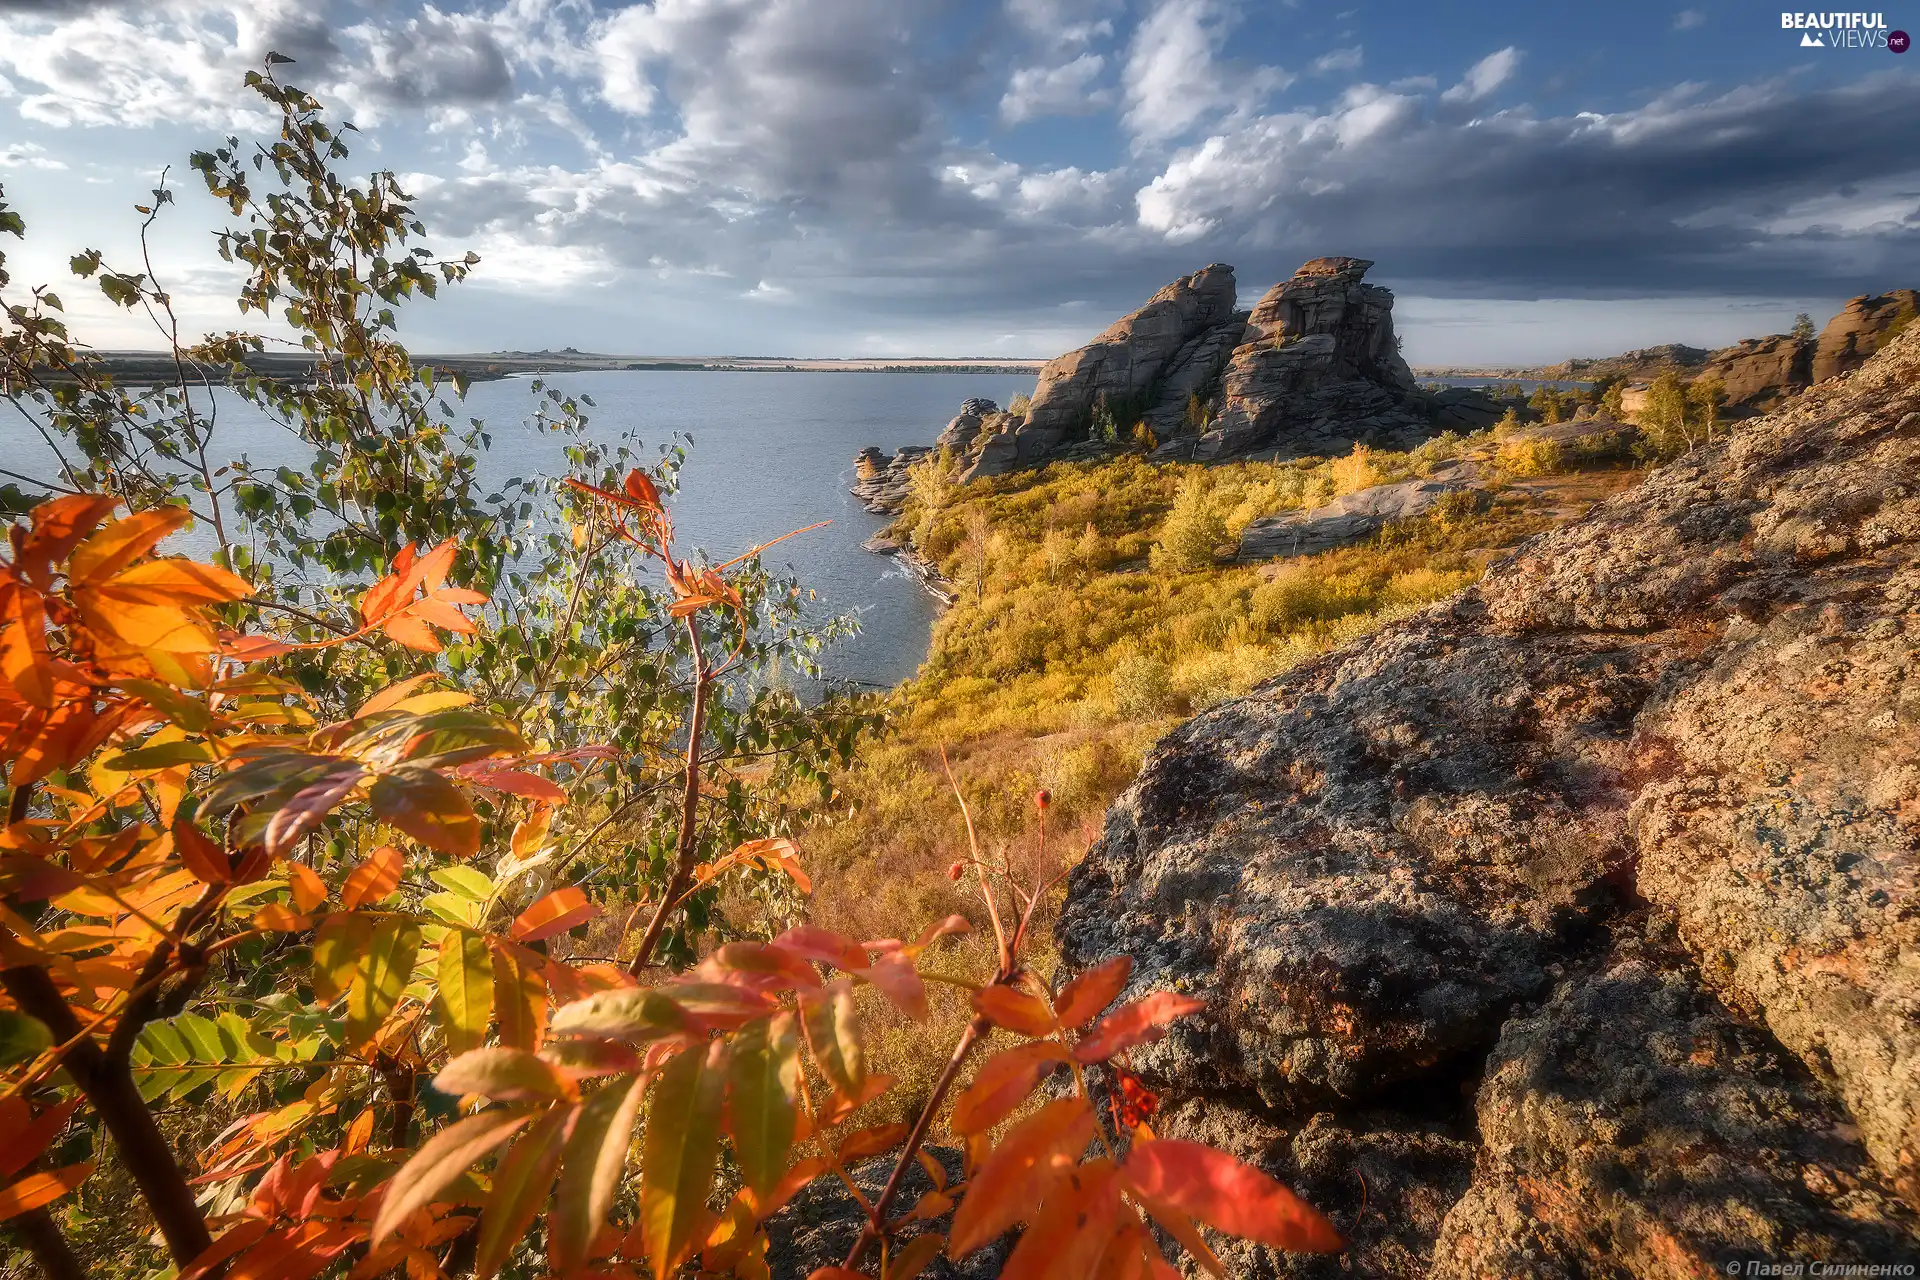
(15, 371, 1035, 688)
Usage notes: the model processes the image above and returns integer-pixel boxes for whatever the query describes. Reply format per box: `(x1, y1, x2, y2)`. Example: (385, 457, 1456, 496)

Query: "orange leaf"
(836, 1122, 908, 1163)
(465, 769, 566, 803)
(289, 863, 327, 913)
(173, 818, 231, 885)
(356, 674, 441, 717)
(17, 494, 118, 585)
(0, 1098, 79, 1181)
(856, 953, 927, 1022)
(382, 614, 442, 653)
(253, 904, 312, 932)
(68, 507, 191, 584)
(1001, 1158, 1121, 1280)
(434, 1047, 575, 1103)
(510, 887, 597, 943)
(341, 845, 404, 910)
(946, 1097, 1095, 1256)
(772, 925, 867, 971)
(1073, 993, 1205, 1064)
(1119, 1139, 1343, 1254)
(344, 1109, 375, 1156)
(949, 1041, 1068, 1136)
(1054, 956, 1132, 1029)
(106, 558, 252, 604)
(491, 942, 548, 1050)
(0, 1162, 92, 1222)
(973, 985, 1056, 1037)
(623, 468, 661, 510)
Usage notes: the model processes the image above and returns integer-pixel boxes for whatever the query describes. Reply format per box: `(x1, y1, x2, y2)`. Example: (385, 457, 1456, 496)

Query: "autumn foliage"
(0, 53, 1341, 1280)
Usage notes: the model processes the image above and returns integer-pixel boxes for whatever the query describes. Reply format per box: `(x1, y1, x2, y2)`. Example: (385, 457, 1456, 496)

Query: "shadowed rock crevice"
(1060, 328, 1920, 1274)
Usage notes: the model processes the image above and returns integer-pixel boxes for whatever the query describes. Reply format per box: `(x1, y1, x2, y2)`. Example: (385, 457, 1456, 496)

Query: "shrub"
(1150, 474, 1229, 572)
(1498, 436, 1564, 478)
(1111, 654, 1179, 718)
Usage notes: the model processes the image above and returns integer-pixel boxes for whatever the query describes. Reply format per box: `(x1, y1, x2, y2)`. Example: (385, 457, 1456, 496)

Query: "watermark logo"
(1780, 12, 1901, 50)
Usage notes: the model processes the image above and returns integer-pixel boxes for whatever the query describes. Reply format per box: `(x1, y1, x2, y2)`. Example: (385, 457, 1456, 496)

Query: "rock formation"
(850, 445, 927, 513)
(1567, 289, 1916, 418)
(1058, 326, 1920, 1274)
(1003, 263, 1242, 472)
(1236, 477, 1474, 562)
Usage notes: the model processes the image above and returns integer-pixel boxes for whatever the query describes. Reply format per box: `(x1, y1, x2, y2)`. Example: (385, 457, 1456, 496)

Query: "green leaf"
(640, 1040, 727, 1278)
(438, 931, 493, 1057)
(429, 866, 493, 901)
(475, 1104, 570, 1280)
(102, 740, 216, 772)
(345, 918, 422, 1049)
(550, 1077, 645, 1272)
(371, 767, 480, 856)
(312, 912, 371, 1003)
(0, 1010, 52, 1066)
(726, 1012, 799, 1197)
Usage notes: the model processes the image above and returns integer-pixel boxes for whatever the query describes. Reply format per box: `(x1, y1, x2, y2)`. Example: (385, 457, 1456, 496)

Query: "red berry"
(1035, 789, 1052, 810)
(948, 861, 966, 880)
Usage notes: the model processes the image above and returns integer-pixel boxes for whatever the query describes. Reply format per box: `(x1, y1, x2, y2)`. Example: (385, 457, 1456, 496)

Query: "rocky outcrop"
(1197, 257, 1436, 462)
(1697, 333, 1813, 414)
(1426, 387, 1504, 432)
(1059, 326, 1920, 1273)
(1236, 478, 1474, 561)
(850, 445, 927, 514)
(1005, 264, 1241, 469)
(933, 398, 1001, 454)
(1813, 289, 1919, 384)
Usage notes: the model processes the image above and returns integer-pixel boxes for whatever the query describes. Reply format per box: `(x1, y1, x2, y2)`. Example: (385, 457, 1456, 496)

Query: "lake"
(14, 371, 1036, 689)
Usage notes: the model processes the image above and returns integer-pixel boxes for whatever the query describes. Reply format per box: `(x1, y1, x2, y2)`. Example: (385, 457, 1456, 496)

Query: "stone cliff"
(1058, 327, 1920, 1275)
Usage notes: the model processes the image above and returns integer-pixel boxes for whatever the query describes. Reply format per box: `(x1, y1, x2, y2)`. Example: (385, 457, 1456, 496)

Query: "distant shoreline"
(60, 350, 1044, 384)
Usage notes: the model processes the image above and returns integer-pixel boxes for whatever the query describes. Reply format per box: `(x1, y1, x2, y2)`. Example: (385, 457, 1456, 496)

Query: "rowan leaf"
(344, 918, 422, 1049)
(947, 1097, 1094, 1257)
(727, 1012, 799, 1197)
(0, 1097, 78, 1180)
(474, 1104, 571, 1279)
(973, 984, 1056, 1037)
(340, 845, 403, 909)
(549, 1076, 645, 1273)
(311, 912, 371, 1003)
(1001, 1158, 1121, 1280)
(370, 767, 479, 856)
(836, 1121, 908, 1163)
(889, 1233, 945, 1280)
(492, 943, 548, 1050)
(288, 862, 326, 913)
(1119, 1139, 1342, 1254)
(800, 979, 864, 1099)
(371, 1110, 529, 1245)
(0, 1162, 92, 1221)
(434, 1047, 573, 1103)
(68, 507, 191, 584)
(437, 930, 493, 1056)
(509, 887, 596, 943)
(1073, 993, 1205, 1064)
(949, 1041, 1068, 1136)
(641, 1040, 727, 1278)
(1054, 956, 1132, 1029)
(857, 953, 927, 1022)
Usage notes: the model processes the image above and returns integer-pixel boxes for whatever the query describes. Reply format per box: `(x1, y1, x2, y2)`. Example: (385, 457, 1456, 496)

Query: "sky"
(0, 0, 1915, 365)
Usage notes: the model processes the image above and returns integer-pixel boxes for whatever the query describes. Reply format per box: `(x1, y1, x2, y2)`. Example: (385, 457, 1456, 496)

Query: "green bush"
(1111, 653, 1179, 718)
(1150, 474, 1229, 572)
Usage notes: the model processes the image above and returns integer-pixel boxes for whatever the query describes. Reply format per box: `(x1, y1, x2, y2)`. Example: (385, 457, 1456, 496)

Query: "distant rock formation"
(1563, 289, 1917, 417)
(1059, 325, 1920, 1273)
(850, 445, 927, 514)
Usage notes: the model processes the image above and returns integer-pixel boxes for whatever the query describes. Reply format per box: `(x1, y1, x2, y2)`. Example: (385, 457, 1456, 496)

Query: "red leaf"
(949, 1042, 1068, 1136)
(173, 817, 231, 885)
(856, 953, 927, 1022)
(1054, 956, 1132, 1029)
(510, 887, 597, 943)
(623, 469, 662, 510)
(1119, 1139, 1343, 1254)
(771, 925, 867, 971)
(382, 613, 442, 653)
(973, 984, 1056, 1037)
(946, 1098, 1094, 1257)
(464, 768, 566, 803)
(1073, 992, 1205, 1063)
(0, 1098, 79, 1180)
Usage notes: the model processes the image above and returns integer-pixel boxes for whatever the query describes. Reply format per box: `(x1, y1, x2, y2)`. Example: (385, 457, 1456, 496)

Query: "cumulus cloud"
(0, 140, 66, 169)
(1312, 46, 1363, 74)
(1122, 0, 1288, 148)
(1001, 53, 1109, 123)
(1441, 46, 1520, 104)
(1005, 0, 1123, 46)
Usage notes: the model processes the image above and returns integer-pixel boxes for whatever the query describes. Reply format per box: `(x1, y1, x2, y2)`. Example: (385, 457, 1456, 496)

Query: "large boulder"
(1236, 477, 1473, 561)
(933, 398, 1000, 453)
(1813, 289, 1920, 384)
(1060, 325, 1920, 1270)
(1014, 263, 1240, 459)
